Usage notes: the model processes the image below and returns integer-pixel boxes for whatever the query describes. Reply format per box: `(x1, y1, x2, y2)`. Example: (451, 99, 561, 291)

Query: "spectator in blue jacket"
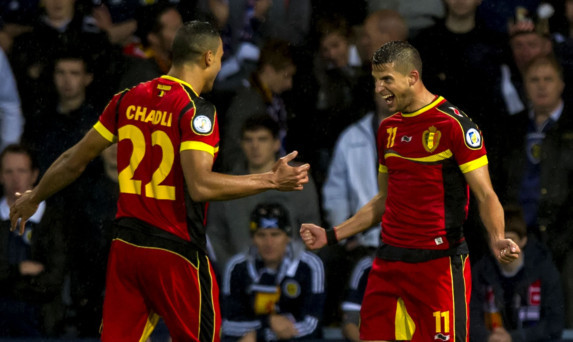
(221, 203, 325, 341)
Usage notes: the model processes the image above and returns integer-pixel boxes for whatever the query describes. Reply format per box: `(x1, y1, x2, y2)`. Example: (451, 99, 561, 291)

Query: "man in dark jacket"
(470, 205, 564, 342)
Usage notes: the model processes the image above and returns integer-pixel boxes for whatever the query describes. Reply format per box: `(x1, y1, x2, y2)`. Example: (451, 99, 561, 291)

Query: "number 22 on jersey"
(117, 124, 176, 200)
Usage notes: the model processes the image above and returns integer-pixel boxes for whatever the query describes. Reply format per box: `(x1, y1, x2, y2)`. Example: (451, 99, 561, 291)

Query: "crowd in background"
(1, 0, 573, 340)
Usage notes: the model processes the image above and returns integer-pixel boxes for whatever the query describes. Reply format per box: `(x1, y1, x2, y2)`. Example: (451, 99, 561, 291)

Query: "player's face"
(241, 128, 280, 169)
(525, 63, 564, 111)
(320, 32, 350, 68)
(372, 63, 414, 113)
(0, 153, 38, 203)
(54, 59, 93, 102)
(204, 39, 224, 92)
(253, 228, 290, 267)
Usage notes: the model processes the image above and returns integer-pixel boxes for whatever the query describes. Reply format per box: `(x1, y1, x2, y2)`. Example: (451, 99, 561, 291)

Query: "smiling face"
(372, 62, 415, 113)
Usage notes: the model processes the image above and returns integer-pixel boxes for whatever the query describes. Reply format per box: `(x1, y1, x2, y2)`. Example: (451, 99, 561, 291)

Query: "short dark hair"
(524, 54, 564, 80)
(503, 205, 527, 239)
(316, 14, 352, 42)
(171, 21, 220, 66)
(0, 144, 37, 172)
(257, 39, 295, 72)
(372, 40, 423, 77)
(241, 114, 280, 139)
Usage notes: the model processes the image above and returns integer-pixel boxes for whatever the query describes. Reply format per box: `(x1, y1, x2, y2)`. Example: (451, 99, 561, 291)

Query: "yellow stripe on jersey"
(161, 75, 199, 97)
(138, 311, 160, 342)
(379, 164, 388, 173)
(94, 121, 116, 143)
(459, 155, 488, 174)
(402, 96, 444, 117)
(395, 297, 416, 340)
(385, 149, 453, 163)
(181, 141, 218, 156)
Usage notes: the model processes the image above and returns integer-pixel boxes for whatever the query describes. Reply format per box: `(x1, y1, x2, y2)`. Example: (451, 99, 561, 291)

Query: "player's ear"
(408, 69, 419, 86)
(205, 50, 214, 67)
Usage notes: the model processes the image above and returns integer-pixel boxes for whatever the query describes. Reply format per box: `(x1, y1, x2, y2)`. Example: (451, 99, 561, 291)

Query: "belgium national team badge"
(423, 126, 441, 153)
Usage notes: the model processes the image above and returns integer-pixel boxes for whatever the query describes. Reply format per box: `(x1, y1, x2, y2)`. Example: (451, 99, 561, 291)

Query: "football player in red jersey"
(10, 21, 309, 342)
(301, 41, 520, 342)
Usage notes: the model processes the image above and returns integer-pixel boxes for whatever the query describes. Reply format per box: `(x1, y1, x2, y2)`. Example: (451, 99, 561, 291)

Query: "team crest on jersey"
(465, 128, 481, 148)
(283, 280, 301, 298)
(423, 126, 441, 152)
(192, 115, 212, 134)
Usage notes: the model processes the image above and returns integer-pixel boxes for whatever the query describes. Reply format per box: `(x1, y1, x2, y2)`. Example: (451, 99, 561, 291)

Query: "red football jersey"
(377, 96, 487, 250)
(94, 75, 219, 246)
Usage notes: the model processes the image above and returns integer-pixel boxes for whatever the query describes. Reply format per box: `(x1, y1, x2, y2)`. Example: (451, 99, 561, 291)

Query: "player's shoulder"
(435, 100, 471, 123)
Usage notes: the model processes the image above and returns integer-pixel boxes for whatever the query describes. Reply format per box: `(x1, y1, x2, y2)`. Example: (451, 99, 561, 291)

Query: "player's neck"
(167, 65, 205, 95)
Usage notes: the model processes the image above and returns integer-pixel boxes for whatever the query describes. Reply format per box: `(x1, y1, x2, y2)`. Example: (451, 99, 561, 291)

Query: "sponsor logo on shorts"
(434, 333, 450, 341)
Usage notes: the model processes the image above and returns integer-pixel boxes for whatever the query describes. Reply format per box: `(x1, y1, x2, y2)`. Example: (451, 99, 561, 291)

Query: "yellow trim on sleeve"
(379, 164, 388, 173)
(93, 121, 116, 143)
(459, 155, 488, 173)
(181, 141, 217, 156)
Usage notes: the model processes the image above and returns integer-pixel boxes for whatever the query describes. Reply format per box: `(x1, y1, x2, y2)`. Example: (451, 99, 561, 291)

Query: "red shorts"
(101, 239, 221, 342)
(360, 255, 471, 342)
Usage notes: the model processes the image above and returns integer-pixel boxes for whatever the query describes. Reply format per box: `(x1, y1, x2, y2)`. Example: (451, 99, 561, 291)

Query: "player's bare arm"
(301, 172, 388, 250)
(9, 128, 112, 234)
(181, 149, 309, 202)
(464, 165, 521, 263)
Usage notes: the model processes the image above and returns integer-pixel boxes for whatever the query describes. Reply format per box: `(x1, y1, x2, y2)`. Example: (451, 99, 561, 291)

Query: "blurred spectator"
(0, 48, 23, 152)
(0, 144, 66, 337)
(309, 15, 372, 183)
(118, 2, 183, 90)
(21, 51, 98, 175)
(476, 0, 541, 34)
(221, 203, 325, 341)
(220, 39, 295, 171)
(412, 0, 506, 172)
(9, 0, 119, 114)
(357, 9, 409, 65)
(62, 144, 118, 337)
(470, 205, 564, 341)
(500, 8, 553, 117)
(367, 0, 445, 38)
(0, 0, 38, 52)
(208, 115, 320, 269)
(499, 55, 573, 327)
(340, 254, 373, 342)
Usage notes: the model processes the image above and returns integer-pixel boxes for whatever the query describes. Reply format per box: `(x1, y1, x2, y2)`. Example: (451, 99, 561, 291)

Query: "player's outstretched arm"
(181, 149, 310, 202)
(301, 172, 388, 250)
(464, 165, 520, 263)
(10, 128, 112, 234)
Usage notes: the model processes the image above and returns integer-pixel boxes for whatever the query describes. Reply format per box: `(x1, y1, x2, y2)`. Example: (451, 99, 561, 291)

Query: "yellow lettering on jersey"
(161, 112, 172, 127)
(126, 105, 136, 119)
(145, 110, 156, 123)
(125, 106, 173, 127)
(135, 106, 147, 121)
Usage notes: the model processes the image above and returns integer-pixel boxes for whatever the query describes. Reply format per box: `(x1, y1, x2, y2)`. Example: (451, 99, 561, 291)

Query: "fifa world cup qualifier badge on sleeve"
(192, 115, 212, 134)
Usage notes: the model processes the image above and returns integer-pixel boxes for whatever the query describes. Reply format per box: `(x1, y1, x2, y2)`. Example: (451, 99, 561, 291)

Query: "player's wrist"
(326, 227, 338, 246)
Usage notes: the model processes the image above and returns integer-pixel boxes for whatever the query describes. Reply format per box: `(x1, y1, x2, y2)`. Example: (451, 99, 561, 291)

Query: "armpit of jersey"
(190, 98, 216, 136)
